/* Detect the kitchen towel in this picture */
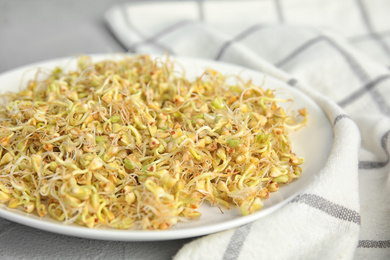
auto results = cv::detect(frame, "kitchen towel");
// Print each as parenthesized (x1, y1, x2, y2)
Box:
(105, 0, 390, 259)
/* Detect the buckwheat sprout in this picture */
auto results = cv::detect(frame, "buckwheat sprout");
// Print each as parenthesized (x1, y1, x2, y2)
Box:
(0, 54, 307, 229)
(71, 66, 95, 88)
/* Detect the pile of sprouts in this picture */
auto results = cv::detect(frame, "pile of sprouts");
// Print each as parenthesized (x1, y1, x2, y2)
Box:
(0, 55, 307, 230)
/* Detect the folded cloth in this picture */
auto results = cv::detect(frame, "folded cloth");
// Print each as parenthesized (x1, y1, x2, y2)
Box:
(105, 1, 390, 259)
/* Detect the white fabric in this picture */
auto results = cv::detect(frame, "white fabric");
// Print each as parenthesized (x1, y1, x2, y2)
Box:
(105, 1, 390, 259)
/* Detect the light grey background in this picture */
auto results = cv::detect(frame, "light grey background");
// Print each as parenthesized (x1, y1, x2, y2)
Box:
(0, 0, 140, 73)
(0, 1, 194, 259)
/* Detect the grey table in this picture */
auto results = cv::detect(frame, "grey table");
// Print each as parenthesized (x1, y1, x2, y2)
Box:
(0, 0, 131, 73)
(0, 1, 193, 259)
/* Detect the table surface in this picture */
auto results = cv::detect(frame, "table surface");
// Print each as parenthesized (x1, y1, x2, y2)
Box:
(0, 1, 193, 259)
(0, 0, 148, 73)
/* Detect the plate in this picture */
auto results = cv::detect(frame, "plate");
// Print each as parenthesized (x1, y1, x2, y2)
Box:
(0, 54, 333, 241)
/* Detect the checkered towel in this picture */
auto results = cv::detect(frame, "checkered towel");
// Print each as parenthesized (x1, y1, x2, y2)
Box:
(105, 0, 390, 259)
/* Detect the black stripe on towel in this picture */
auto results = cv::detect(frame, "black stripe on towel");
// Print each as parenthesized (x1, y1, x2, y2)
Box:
(273, 0, 285, 23)
(337, 74, 390, 109)
(276, 35, 370, 82)
(349, 29, 390, 42)
(359, 129, 390, 169)
(276, 34, 390, 113)
(215, 24, 265, 60)
(358, 240, 390, 248)
(333, 114, 351, 125)
(355, 0, 390, 58)
(291, 194, 361, 225)
(119, 6, 175, 53)
(222, 223, 253, 260)
(275, 36, 323, 67)
(197, 0, 205, 21)
(128, 20, 193, 54)
(104, 22, 128, 52)
(287, 78, 298, 86)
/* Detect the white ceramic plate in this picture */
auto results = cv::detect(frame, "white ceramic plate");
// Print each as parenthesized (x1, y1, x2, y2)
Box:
(0, 54, 333, 241)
